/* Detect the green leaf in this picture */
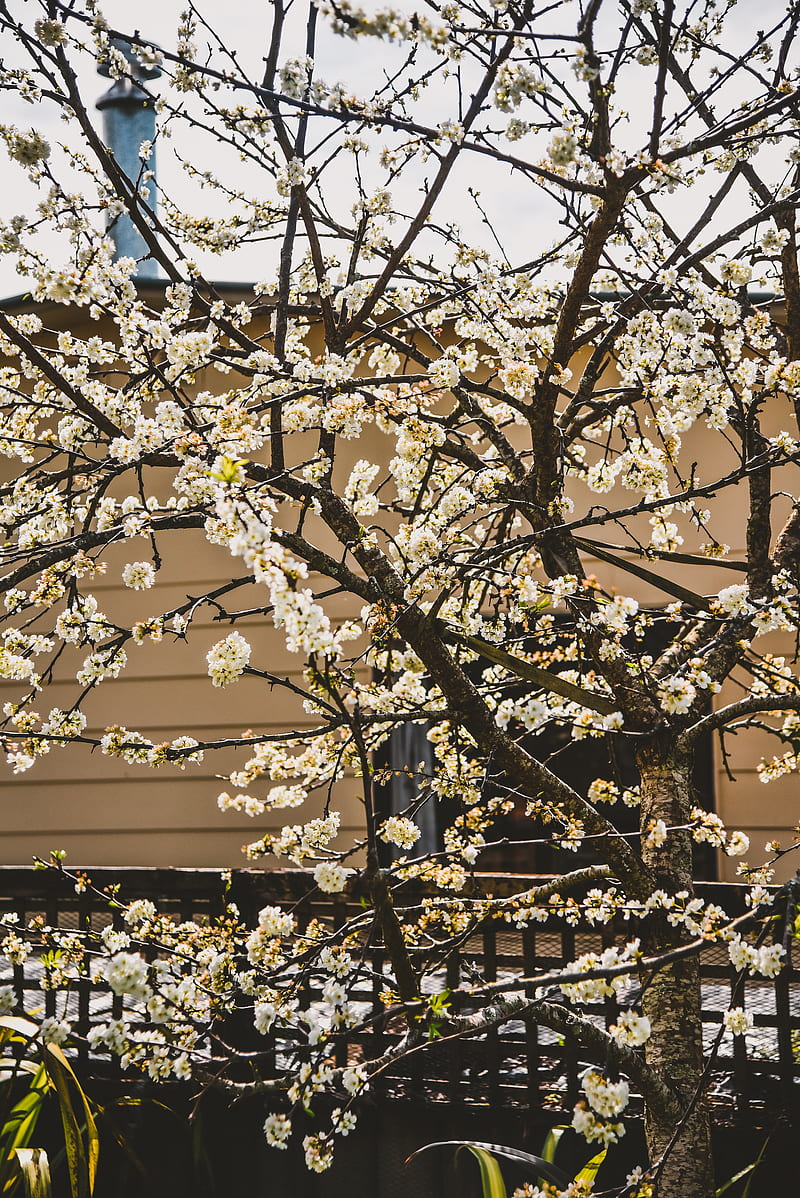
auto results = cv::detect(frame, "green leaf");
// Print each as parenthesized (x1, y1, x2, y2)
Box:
(716, 1162, 759, 1197)
(41, 1051, 82, 1198)
(209, 456, 248, 483)
(446, 629, 618, 715)
(406, 1141, 571, 1191)
(716, 1132, 771, 1197)
(43, 1044, 99, 1198)
(0, 1021, 38, 1046)
(0, 1064, 48, 1154)
(575, 1146, 607, 1186)
(428, 990, 451, 1015)
(464, 1145, 507, 1198)
(539, 1124, 568, 1165)
(52, 1048, 98, 1198)
(12, 1150, 51, 1198)
(740, 1158, 763, 1198)
(0, 1060, 49, 1195)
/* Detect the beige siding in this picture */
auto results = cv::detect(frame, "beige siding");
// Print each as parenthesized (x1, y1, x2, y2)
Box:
(0, 521, 367, 867)
(712, 630, 800, 882)
(0, 299, 798, 873)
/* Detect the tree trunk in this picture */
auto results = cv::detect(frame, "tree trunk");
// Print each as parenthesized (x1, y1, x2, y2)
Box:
(637, 741, 715, 1198)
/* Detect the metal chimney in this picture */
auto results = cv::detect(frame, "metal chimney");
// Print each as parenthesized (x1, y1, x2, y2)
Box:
(96, 42, 161, 278)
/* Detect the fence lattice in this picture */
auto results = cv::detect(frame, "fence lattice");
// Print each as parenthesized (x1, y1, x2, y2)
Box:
(0, 867, 796, 1121)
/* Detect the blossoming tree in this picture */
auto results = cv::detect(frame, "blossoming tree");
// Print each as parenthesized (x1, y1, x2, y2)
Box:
(0, 1, 799, 1195)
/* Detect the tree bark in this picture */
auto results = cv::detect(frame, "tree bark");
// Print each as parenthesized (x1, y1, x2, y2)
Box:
(637, 741, 715, 1198)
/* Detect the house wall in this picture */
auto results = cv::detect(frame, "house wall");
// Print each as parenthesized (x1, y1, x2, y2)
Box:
(0, 528, 365, 868)
(0, 292, 797, 880)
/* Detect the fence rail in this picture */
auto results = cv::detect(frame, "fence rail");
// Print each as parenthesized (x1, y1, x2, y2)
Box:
(0, 866, 796, 1122)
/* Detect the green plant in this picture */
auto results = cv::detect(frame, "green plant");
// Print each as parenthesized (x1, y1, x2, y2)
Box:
(714, 1133, 771, 1198)
(10, 1151, 50, 1198)
(0, 1017, 98, 1198)
(417, 991, 452, 1040)
(408, 1131, 607, 1196)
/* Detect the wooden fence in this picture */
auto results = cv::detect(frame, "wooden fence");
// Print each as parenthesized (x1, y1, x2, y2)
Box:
(0, 866, 797, 1124)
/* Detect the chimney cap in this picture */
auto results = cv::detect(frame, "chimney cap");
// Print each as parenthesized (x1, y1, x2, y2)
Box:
(96, 76, 156, 112)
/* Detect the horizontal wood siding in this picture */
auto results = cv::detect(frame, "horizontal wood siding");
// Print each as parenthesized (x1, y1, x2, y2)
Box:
(0, 313, 797, 871)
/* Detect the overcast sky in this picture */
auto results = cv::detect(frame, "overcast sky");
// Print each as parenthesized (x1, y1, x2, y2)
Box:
(0, 0, 791, 299)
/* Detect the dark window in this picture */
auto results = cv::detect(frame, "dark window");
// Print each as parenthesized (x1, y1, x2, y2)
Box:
(479, 613, 717, 879)
(374, 722, 440, 866)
